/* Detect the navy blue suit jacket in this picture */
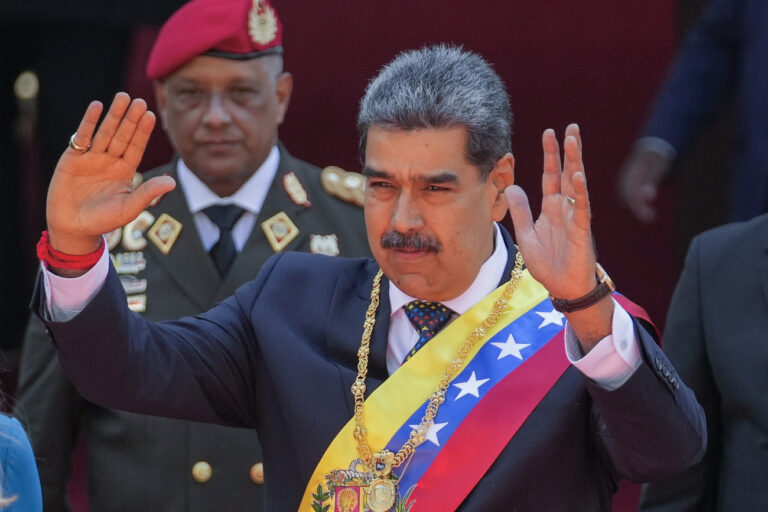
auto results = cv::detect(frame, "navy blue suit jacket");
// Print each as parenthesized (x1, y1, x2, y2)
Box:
(644, 0, 768, 220)
(36, 230, 706, 511)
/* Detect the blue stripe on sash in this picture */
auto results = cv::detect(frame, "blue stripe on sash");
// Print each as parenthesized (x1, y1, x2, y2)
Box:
(386, 298, 565, 491)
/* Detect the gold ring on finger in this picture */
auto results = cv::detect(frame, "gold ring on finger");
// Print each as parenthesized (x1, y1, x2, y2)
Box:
(68, 133, 90, 153)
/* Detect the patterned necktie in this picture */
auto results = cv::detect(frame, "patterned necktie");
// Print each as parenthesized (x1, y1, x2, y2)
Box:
(402, 300, 455, 363)
(203, 205, 245, 276)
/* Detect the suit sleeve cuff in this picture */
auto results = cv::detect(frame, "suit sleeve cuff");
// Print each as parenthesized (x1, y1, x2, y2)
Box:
(43, 239, 111, 321)
(564, 299, 642, 390)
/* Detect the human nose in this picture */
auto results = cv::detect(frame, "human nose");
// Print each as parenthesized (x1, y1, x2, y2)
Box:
(201, 92, 232, 127)
(391, 192, 424, 233)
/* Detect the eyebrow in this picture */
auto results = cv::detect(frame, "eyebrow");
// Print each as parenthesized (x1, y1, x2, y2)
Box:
(362, 167, 459, 184)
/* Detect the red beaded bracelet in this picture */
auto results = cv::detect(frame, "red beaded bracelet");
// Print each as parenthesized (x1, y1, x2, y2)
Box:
(36, 231, 105, 270)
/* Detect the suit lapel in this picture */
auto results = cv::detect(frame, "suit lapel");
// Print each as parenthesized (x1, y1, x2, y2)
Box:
(145, 167, 222, 310)
(325, 259, 391, 414)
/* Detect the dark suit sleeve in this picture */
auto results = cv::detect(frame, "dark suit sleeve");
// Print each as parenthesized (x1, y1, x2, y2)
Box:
(14, 315, 83, 512)
(582, 314, 706, 485)
(31, 255, 286, 429)
(638, 236, 720, 511)
(644, 0, 740, 155)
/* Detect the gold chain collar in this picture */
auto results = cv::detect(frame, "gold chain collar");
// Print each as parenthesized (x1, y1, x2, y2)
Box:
(351, 250, 525, 475)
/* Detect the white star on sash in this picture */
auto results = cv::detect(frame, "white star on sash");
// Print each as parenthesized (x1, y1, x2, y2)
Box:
(409, 421, 449, 446)
(535, 308, 565, 328)
(453, 371, 490, 400)
(492, 333, 530, 360)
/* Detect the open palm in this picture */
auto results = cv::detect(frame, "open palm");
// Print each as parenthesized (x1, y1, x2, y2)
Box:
(505, 124, 597, 300)
(47, 93, 176, 253)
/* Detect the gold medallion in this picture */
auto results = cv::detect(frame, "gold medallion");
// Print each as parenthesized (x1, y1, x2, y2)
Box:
(147, 213, 183, 255)
(261, 211, 299, 252)
(248, 1, 278, 45)
(366, 478, 396, 512)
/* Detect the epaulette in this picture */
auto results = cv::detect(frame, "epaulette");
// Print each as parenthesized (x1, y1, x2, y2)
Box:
(321, 166, 364, 208)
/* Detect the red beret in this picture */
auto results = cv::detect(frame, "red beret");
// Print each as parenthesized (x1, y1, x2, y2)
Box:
(146, 0, 283, 79)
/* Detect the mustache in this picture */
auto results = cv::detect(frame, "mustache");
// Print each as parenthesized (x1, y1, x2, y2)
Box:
(380, 231, 442, 252)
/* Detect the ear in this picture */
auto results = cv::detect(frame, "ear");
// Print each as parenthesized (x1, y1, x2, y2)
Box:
(274, 72, 293, 125)
(488, 153, 515, 221)
(152, 80, 169, 132)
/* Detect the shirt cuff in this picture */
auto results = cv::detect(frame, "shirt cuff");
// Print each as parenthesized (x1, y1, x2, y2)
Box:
(43, 239, 111, 322)
(564, 299, 642, 391)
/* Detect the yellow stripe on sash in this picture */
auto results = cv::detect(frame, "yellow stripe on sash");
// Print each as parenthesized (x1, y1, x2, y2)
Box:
(300, 269, 548, 510)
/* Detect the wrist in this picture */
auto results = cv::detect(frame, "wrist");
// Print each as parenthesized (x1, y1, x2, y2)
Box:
(37, 231, 105, 274)
(549, 263, 615, 313)
(47, 230, 102, 255)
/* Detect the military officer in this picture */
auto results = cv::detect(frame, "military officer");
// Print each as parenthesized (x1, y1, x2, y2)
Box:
(14, 0, 369, 510)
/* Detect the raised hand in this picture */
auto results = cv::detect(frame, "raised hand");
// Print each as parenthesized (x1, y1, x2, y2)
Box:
(505, 124, 612, 349)
(617, 146, 671, 223)
(46, 92, 176, 254)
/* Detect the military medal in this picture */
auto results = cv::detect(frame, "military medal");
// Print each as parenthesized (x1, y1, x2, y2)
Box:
(282, 171, 311, 207)
(310, 234, 340, 257)
(261, 211, 299, 252)
(147, 213, 183, 255)
(248, 0, 278, 45)
(104, 227, 123, 251)
(127, 294, 147, 313)
(112, 252, 147, 275)
(122, 211, 156, 251)
(120, 276, 147, 295)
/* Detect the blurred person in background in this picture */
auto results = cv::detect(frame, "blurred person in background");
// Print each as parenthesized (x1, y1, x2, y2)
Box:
(618, 0, 768, 225)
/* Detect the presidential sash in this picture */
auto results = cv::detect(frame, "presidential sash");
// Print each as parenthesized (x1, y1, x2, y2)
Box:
(300, 270, 651, 512)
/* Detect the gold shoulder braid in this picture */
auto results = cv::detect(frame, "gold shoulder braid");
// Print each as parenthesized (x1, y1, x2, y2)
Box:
(351, 250, 525, 510)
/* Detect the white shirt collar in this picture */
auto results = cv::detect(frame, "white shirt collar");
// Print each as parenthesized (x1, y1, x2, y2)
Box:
(388, 223, 508, 317)
(176, 145, 281, 215)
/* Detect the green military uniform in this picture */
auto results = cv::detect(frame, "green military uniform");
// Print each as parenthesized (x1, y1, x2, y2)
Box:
(15, 145, 370, 511)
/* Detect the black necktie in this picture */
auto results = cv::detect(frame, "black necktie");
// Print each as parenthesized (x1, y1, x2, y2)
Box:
(402, 300, 455, 363)
(203, 205, 245, 276)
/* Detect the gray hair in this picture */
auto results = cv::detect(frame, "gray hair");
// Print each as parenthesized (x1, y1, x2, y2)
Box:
(357, 45, 512, 179)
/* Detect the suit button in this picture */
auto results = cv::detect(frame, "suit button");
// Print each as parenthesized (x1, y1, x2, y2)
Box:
(655, 357, 663, 371)
(192, 461, 213, 483)
(250, 462, 264, 484)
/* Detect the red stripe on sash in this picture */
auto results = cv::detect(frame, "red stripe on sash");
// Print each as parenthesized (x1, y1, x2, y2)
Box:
(408, 330, 569, 510)
(408, 296, 657, 510)
(614, 295, 657, 339)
